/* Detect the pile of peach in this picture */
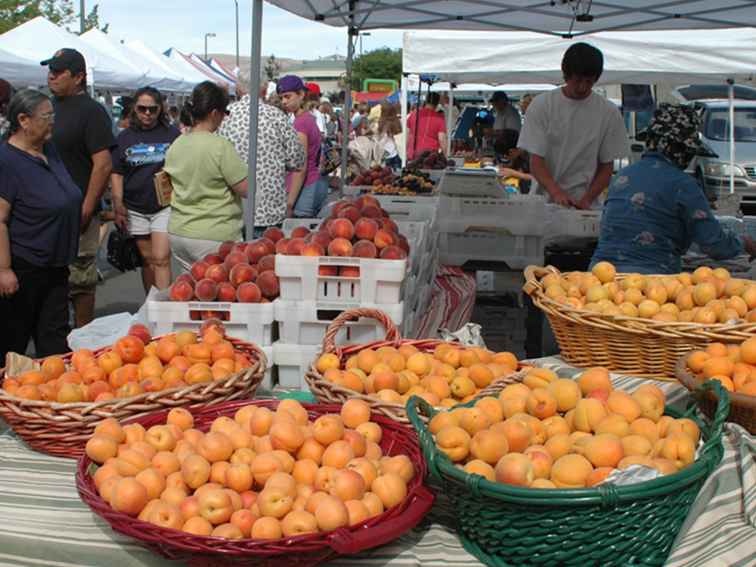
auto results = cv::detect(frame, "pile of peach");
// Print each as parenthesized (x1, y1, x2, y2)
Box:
(2, 324, 254, 403)
(685, 339, 756, 396)
(170, 237, 280, 304)
(316, 343, 519, 408)
(543, 262, 756, 324)
(85, 399, 414, 540)
(428, 367, 699, 489)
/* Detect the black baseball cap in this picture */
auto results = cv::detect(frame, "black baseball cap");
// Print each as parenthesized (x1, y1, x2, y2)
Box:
(40, 48, 86, 74)
(491, 91, 510, 103)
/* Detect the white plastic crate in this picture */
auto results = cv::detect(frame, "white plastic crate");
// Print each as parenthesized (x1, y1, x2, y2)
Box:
(260, 346, 274, 390)
(273, 342, 320, 390)
(275, 300, 404, 346)
(546, 205, 602, 239)
(275, 255, 407, 305)
(439, 193, 547, 236)
(437, 168, 501, 197)
(146, 289, 275, 346)
(439, 231, 544, 270)
(374, 195, 439, 233)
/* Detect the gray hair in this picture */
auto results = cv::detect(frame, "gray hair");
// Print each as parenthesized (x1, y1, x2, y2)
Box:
(6, 88, 49, 136)
(236, 68, 251, 95)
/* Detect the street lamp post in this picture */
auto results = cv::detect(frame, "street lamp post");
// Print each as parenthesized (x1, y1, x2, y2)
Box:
(359, 32, 371, 57)
(204, 32, 216, 61)
(79, 0, 85, 33)
(233, 0, 240, 68)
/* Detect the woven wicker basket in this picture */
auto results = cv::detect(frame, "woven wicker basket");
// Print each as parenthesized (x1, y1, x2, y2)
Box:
(407, 380, 729, 567)
(0, 336, 266, 459)
(524, 265, 756, 378)
(77, 399, 434, 567)
(304, 307, 525, 425)
(675, 356, 755, 434)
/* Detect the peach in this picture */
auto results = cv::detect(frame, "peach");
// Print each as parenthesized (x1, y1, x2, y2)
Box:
(494, 453, 535, 487)
(236, 282, 262, 303)
(547, 379, 583, 412)
(257, 271, 280, 300)
(327, 237, 353, 257)
(229, 263, 258, 287)
(328, 218, 355, 240)
(550, 454, 594, 488)
(577, 367, 612, 395)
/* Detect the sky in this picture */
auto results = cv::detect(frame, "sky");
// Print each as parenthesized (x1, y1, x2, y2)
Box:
(97, 1, 405, 60)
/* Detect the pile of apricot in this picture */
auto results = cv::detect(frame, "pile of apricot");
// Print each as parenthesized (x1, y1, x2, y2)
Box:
(427, 367, 700, 489)
(543, 262, 756, 324)
(684, 338, 756, 396)
(86, 399, 414, 539)
(2, 324, 254, 403)
(315, 343, 519, 408)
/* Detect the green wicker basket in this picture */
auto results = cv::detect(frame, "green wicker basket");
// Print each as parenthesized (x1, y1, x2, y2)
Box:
(406, 381, 729, 567)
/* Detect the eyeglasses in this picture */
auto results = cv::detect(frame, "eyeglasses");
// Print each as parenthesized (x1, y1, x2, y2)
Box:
(136, 105, 160, 114)
(37, 111, 55, 121)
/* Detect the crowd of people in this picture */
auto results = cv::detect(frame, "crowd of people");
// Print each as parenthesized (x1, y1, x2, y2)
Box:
(0, 46, 344, 361)
(0, 41, 752, 362)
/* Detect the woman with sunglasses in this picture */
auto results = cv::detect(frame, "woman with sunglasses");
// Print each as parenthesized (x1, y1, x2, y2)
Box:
(111, 87, 180, 292)
(0, 89, 82, 361)
(163, 81, 248, 271)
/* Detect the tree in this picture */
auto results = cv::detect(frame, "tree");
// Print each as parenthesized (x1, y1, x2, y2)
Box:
(0, 0, 74, 34)
(350, 47, 402, 91)
(263, 54, 281, 81)
(82, 3, 108, 33)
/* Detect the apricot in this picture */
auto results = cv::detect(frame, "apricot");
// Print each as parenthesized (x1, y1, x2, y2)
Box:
(371, 473, 407, 509)
(585, 467, 615, 487)
(94, 418, 126, 444)
(524, 446, 553, 479)
(494, 453, 534, 487)
(617, 455, 656, 469)
(546, 379, 582, 412)
(475, 397, 504, 424)
(595, 414, 630, 437)
(111, 477, 148, 516)
(197, 431, 234, 463)
(469, 429, 509, 465)
(459, 408, 492, 436)
(621, 434, 653, 457)
(656, 432, 696, 469)
(499, 383, 531, 401)
(577, 367, 613, 396)
(525, 388, 558, 419)
(523, 368, 558, 389)
(550, 454, 594, 488)
(269, 420, 305, 453)
(632, 391, 664, 423)
(251, 516, 282, 539)
(629, 417, 659, 445)
(281, 509, 319, 536)
(573, 398, 608, 433)
(322, 440, 355, 469)
(583, 434, 624, 468)
(542, 415, 571, 439)
(435, 426, 470, 462)
(667, 418, 701, 444)
(85, 435, 119, 464)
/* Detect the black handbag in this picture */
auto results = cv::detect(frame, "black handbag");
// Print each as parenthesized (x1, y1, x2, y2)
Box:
(106, 227, 142, 272)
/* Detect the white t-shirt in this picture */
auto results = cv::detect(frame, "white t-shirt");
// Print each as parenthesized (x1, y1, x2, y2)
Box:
(517, 88, 629, 203)
(493, 104, 522, 132)
(311, 108, 327, 136)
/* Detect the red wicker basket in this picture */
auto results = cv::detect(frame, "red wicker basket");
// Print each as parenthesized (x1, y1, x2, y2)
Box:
(304, 308, 524, 424)
(76, 399, 434, 567)
(0, 335, 266, 459)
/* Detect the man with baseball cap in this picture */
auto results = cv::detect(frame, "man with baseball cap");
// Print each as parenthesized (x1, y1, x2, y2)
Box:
(41, 48, 115, 328)
(491, 91, 521, 135)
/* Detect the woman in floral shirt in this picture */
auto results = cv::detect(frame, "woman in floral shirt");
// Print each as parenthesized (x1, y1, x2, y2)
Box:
(591, 104, 756, 274)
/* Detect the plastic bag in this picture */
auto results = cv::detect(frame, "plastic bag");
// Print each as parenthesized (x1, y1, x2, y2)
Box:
(107, 227, 143, 272)
(67, 290, 153, 351)
(439, 323, 486, 347)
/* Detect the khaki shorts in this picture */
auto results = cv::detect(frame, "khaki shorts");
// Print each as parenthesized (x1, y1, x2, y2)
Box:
(69, 218, 101, 297)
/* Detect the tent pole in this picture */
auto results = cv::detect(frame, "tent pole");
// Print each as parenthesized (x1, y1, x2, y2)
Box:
(245, 0, 263, 238)
(412, 79, 422, 159)
(400, 75, 408, 165)
(728, 79, 735, 195)
(340, 2, 356, 192)
(446, 85, 453, 155)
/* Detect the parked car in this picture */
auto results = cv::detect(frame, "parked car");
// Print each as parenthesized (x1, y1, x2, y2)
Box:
(690, 100, 756, 208)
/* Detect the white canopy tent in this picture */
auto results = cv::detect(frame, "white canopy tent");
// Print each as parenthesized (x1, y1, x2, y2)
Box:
(238, 0, 756, 236)
(80, 29, 170, 91)
(0, 17, 141, 89)
(125, 40, 193, 93)
(0, 48, 45, 86)
(403, 28, 756, 85)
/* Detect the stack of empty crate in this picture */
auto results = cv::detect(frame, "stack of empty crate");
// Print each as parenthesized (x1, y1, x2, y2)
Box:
(146, 289, 276, 389)
(273, 213, 437, 391)
(437, 169, 547, 269)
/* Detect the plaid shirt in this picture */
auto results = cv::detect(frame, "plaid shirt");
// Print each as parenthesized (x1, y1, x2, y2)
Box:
(218, 96, 304, 226)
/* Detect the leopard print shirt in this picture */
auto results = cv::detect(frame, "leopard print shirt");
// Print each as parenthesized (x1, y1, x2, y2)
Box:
(218, 96, 305, 226)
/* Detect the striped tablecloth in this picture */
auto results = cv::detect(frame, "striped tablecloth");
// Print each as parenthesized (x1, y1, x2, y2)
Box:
(415, 266, 477, 339)
(0, 358, 753, 567)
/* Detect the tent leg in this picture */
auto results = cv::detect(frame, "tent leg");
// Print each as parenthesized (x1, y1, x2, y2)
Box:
(728, 80, 735, 195)
(245, 0, 263, 238)
(400, 75, 408, 165)
(340, 22, 356, 192)
(446, 86, 453, 155)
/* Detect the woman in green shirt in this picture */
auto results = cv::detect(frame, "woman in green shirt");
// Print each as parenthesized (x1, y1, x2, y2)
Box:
(163, 81, 248, 272)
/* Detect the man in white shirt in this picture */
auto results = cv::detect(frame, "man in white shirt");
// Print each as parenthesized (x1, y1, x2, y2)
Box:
(518, 43, 629, 209)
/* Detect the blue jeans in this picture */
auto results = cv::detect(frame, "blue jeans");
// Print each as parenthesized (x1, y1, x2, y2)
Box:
(293, 177, 328, 218)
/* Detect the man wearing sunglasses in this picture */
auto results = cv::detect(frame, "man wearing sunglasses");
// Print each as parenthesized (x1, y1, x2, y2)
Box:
(41, 48, 115, 328)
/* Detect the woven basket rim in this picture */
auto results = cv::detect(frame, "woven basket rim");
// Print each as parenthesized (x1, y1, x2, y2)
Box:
(0, 334, 266, 413)
(523, 265, 756, 339)
(675, 356, 756, 409)
(76, 399, 434, 559)
(406, 379, 729, 506)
